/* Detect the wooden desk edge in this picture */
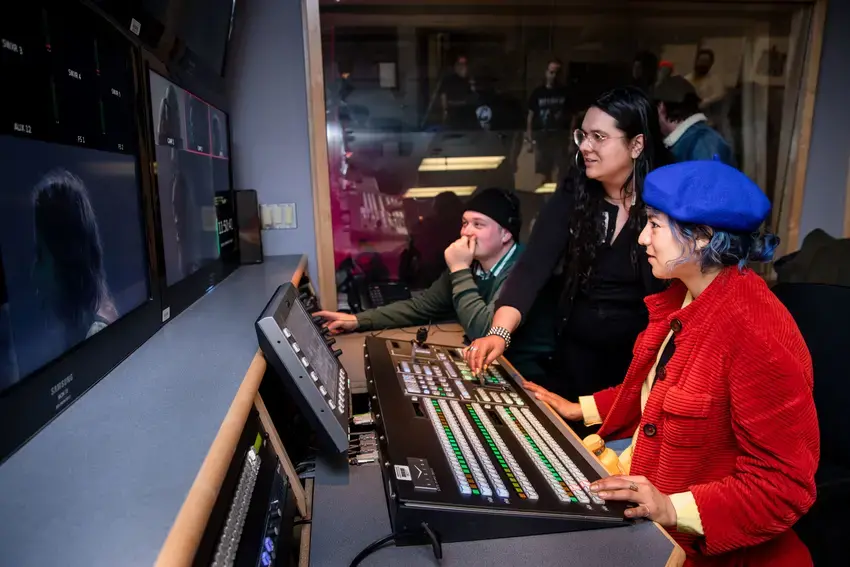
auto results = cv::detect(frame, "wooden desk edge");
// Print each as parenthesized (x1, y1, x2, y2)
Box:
(292, 255, 308, 286)
(499, 356, 685, 567)
(155, 350, 267, 567)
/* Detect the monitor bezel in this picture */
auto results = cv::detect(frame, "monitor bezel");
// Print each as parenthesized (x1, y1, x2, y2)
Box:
(0, 3, 165, 465)
(143, 62, 239, 324)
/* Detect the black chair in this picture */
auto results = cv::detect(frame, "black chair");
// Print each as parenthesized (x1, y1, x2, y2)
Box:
(773, 283, 850, 566)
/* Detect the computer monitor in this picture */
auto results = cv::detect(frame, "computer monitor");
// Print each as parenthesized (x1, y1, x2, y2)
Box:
(148, 69, 236, 319)
(150, 69, 227, 286)
(256, 284, 350, 454)
(0, 1, 161, 462)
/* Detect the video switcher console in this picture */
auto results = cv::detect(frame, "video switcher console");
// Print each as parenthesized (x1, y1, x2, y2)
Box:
(256, 283, 350, 454)
(365, 337, 628, 543)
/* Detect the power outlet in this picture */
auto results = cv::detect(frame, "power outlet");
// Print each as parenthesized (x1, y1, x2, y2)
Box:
(260, 203, 297, 230)
(162, 307, 171, 322)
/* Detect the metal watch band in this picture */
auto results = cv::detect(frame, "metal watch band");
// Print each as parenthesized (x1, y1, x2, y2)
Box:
(487, 326, 511, 349)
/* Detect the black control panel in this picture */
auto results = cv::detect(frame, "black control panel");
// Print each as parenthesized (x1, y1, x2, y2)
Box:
(194, 410, 297, 567)
(365, 338, 629, 544)
(256, 283, 350, 454)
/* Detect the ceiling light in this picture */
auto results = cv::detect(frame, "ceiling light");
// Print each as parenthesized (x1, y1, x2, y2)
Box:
(418, 156, 505, 172)
(404, 186, 477, 199)
(535, 183, 557, 194)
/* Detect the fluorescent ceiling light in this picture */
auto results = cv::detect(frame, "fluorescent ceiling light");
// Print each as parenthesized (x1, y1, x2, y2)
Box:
(535, 183, 557, 194)
(404, 186, 477, 199)
(418, 156, 505, 172)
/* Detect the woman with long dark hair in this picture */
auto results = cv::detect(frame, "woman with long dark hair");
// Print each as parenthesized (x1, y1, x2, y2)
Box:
(32, 170, 117, 348)
(465, 86, 671, 402)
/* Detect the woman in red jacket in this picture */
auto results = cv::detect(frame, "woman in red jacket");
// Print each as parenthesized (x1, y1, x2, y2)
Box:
(525, 160, 819, 566)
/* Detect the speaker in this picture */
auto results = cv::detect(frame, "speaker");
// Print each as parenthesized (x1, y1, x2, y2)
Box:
(235, 190, 264, 264)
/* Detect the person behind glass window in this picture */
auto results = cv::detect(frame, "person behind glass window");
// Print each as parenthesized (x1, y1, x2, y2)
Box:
(654, 75, 734, 166)
(686, 49, 727, 129)
(32, 170, 117, 349)
(439, 54, 473, 129)
(632, 51, 659, 95)
(656, 60, 675, 86)
(526, 58, 571, 183)
(523, 161, 817, 567)
(465, 87, 672, 408)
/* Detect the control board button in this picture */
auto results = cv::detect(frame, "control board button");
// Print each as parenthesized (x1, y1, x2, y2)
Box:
(319, 385, 327, 396)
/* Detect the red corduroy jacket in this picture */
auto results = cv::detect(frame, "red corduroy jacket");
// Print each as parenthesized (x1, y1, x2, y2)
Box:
(594, 268, 819, 567)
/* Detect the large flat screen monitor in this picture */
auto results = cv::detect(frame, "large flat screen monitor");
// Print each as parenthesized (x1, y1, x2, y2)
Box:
(0, 1, 160, 463)
(148, 69, 235, 293)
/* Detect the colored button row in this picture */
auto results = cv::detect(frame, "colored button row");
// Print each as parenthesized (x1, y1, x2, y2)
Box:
(448, 399, 509, 499)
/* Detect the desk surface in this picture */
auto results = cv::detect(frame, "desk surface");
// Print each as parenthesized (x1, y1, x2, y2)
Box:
(310, 332, 682, 567)
(0, 256, 304, 567)
(310, 450, 678, 567)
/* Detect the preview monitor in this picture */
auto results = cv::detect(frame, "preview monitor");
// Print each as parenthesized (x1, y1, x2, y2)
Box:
(0, 1, 159, 462)
(148, 69, 235, 288)
(256, 284, 350, 454)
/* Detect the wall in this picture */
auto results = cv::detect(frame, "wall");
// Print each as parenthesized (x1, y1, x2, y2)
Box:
(226, 0, 319, 272)
(798, 0, 850, 244)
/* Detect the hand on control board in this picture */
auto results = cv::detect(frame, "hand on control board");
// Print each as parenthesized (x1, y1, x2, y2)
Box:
(464, 334, 505, 376)
(314, 310, 358, 334)
(522, 381, 583, 422)
(589, 475, 678, 527)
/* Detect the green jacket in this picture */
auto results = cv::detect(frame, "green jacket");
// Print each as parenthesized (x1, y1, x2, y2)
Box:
(355, 244, 556, 379)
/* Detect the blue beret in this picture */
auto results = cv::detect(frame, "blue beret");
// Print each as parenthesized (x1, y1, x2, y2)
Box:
(643, 161, 771, 232)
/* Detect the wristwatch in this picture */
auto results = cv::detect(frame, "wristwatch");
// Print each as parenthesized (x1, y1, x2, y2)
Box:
(487, 326, 512, 349)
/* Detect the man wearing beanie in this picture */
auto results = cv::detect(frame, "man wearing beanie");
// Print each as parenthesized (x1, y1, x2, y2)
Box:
(315, 188, 556, 380)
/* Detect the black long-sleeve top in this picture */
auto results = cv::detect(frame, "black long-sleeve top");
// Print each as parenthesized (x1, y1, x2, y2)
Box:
(496, 181, 663, 324)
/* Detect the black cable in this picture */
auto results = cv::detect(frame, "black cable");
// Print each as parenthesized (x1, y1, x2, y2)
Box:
(293, 519, 312, 526)
(349, 522, 441, 567)
(348, 533, 396, 567)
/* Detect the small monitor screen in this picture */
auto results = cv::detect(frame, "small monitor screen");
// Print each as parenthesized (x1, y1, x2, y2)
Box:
(285, 301, 340, 396)
(0, 2, 150, 393)
(148, 70, 233, 286)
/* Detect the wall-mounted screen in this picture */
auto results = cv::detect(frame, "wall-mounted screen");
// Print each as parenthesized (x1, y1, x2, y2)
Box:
(149, 70, 233, 287)
(0, 3, 150, 395)
(0, 1, 161, 464)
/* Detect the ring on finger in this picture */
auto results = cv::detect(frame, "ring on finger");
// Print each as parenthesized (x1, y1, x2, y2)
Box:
(628, 482, 639, 492)
(468, 346, 478, 351)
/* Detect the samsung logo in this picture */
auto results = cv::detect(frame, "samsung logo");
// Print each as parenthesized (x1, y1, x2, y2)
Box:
(50, 374, 74, 396)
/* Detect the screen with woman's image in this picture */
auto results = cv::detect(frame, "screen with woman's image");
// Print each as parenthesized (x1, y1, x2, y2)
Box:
(149, 71, 232, 286)
(0, 1, 150, 394)
(0, 140, 150, 393)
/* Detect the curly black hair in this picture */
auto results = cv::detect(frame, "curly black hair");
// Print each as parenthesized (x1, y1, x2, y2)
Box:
(560, 86, 672, 305)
